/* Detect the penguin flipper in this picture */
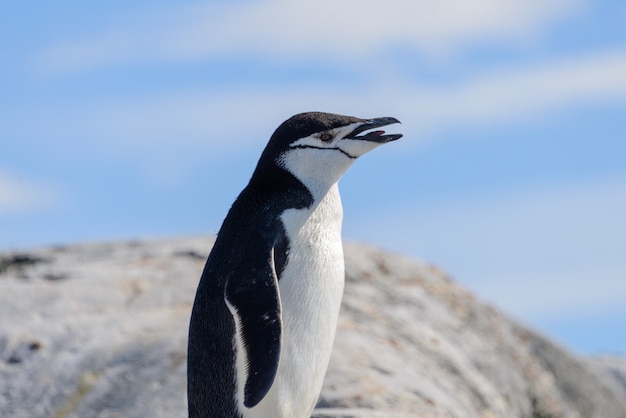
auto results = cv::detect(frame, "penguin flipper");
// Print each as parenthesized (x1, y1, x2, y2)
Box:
(224, 260, 281, 408)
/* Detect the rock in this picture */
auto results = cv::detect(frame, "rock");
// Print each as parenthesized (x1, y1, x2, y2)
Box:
(0, 237, 625, 418)
(588, 357, 626, 399)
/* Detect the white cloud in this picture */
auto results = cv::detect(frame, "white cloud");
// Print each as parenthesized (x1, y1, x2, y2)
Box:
(0, 171, 62, 215)
(170, 0, 582, 57)
(28, 1, 625, 160)
(20, 48, 626, 157)
(346, 175, 626, 321)
(390, 49, 626, 139)
(36, 0, 583, 74)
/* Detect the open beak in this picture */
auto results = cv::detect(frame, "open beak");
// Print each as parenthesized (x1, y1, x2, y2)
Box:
(345, 117, 402, 143)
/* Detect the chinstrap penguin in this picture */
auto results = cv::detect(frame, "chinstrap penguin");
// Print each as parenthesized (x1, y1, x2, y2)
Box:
(187, 112, 402, 417)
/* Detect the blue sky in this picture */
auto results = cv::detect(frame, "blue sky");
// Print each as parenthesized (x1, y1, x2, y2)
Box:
(2, 1, 625, 355)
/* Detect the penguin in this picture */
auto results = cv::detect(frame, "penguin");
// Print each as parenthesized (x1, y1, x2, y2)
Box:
(187, 112, 402, 418)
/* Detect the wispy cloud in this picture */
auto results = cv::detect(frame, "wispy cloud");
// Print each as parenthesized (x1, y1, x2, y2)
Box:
(167, 0, 582, 59)
(36, 0, 583, 74)
(0, 170, 63, 215)
(27, 0, 621, 163)
(19, 48, 626, 157)
(399, 49, 626, 138)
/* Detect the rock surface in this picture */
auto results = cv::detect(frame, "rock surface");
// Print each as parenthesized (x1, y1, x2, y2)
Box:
(1, 236, 625, 418)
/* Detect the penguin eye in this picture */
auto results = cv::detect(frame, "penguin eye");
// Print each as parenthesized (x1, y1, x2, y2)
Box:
(319, 133, 334, 142)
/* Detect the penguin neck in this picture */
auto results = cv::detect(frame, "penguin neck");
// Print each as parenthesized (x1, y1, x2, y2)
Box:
(242, 156, 345, 242)
(277, 148, 354, 203)
(246, 163, 315, 213)
(280, 182, 343, 234)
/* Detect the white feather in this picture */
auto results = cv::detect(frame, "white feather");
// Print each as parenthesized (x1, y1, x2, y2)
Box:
(242, 184, 344, 417)
(240, 145, 351, 417)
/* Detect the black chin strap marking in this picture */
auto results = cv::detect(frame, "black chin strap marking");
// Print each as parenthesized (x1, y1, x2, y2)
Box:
(290, 145, 357, 159)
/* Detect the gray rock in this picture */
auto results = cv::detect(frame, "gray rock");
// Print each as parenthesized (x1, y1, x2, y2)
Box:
(588, 357, 626, 399)
(0, 237, 624, 417)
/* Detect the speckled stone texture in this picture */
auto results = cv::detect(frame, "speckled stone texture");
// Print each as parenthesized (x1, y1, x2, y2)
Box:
(1, 237, 625, 418)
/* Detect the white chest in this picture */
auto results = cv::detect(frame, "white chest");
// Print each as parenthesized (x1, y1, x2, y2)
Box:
(243, 184, 346, 418)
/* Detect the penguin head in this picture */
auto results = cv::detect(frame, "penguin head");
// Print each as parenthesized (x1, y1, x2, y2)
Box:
(259, 112, 402, 197)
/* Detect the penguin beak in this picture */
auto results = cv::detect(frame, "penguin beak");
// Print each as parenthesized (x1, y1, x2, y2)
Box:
(345, 117, 402, 143)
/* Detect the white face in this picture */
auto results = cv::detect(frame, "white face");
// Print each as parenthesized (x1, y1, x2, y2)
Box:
(287, 122, 385, 159)
(277, 122, 385, 200)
